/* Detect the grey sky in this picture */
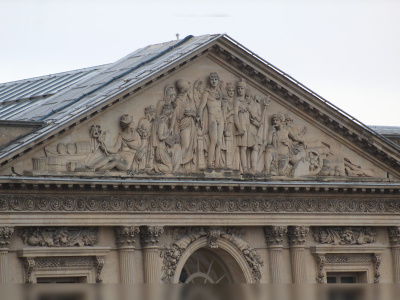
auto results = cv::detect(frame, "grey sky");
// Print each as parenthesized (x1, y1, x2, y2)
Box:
(1, 0, 399, 126)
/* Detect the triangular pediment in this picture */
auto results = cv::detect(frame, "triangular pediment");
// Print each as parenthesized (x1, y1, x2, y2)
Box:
(1, 35, 399, 181)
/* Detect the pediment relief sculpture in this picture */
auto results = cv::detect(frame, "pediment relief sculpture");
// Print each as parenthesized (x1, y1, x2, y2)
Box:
(26, 70, 381, 179)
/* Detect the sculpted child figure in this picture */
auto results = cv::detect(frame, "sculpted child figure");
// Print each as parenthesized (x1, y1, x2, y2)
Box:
(153, 103, 183, 174)
(197, 72, 226, 169)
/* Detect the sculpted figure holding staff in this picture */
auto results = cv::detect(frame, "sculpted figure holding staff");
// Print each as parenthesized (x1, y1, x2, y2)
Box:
(233, 79, 251, 173)
(196, 72, 226, 169)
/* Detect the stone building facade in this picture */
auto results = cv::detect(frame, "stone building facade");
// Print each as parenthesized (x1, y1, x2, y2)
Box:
(0, 34, 399, 296)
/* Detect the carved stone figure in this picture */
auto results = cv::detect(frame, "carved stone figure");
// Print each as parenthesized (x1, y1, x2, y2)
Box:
(223, 82, 236, 169)
(89, 115, 141, 172)
(264, 112, 306, 175)
(312, 227, 376, 245)
(233, 79, 251, 173)
(197, 73, 226, 169)
(156, 85, 177, 117)
(172, 79, 197, 173)
(136, 105, 156, 171)
(246, 89, 262, 174)
(19, 227, 98, 247)
(152, 104, 183, 174)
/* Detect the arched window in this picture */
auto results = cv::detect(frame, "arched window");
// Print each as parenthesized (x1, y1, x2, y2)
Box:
(179, 248, 232, 284)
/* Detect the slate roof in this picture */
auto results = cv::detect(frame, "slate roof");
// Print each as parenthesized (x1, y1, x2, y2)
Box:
(0, 64, 111, 120)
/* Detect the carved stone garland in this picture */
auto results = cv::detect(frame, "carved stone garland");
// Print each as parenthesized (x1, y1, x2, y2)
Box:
(161, 228, 263, 283)
(19, 227, 98, 247)
(312, 227, 376, 245)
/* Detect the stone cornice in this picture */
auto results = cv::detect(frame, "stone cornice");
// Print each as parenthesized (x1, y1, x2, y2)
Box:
(0, 177, 399, 194)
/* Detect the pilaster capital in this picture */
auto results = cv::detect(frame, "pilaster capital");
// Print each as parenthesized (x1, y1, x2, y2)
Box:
(0, 227, 14, 248)
(288, 226, 309, 247)
(115, 226, 140, 248)
(264, 226, 288, 247)
(388, 226, 400, 246)
(140, 226, 164, 248)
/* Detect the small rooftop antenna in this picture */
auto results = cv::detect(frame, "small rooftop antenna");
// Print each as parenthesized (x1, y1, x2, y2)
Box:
(176, 33, 180, 41)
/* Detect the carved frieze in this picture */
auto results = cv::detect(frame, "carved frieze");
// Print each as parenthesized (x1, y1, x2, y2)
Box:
(288, 226, 309, 247)
(140, 226, 164, 248)
(0, 227, 14, 248)
(264, 226, 288, 246)
(312, 227, 376, 245)
(115, 226, 140, 247)
(3, 194, 399, 214)
(27, 69, 377, 179)
(161, 227, 263, 283)
(18, 227, 98, 247)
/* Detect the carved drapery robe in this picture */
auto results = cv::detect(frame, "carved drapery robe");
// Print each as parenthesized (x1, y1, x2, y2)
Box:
(172, 95, 197, 171)
(153, 117, 182, 174)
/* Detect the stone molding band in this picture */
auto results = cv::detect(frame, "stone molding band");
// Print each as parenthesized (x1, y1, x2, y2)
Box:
(2, 195, 400, 213)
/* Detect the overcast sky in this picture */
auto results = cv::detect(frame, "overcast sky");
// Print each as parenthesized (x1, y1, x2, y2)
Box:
(1, 0, 399, 126)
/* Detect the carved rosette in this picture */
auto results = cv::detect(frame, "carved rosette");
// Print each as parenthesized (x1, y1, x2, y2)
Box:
(264, 226, 288, 246)
(115, 226, 140, 247)
(0, 227, 14, 248)
(19, 227, 98, 247)
(140, 226, 164, 248)
(288, 226, 309, 247)
(313, 227, 376, 245)
(388, 227, 400, 246)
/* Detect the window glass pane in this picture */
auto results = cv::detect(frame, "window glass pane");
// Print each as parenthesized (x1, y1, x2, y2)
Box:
(340, 276, 356, 284)
(327, 277, 337, 283)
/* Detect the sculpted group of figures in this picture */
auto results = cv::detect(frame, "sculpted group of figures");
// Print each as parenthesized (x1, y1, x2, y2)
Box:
(36, 72, 372, 177)
(84, 72, 317, 176)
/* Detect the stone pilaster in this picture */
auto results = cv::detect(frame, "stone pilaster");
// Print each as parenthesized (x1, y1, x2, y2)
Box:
(140, 226, 164, 284)
(388, 227, 400, 283)
(115, 226, 140, 284)
(0, 227, 14, 283)
(264, 226, 288, 283)
(288, 226, 309, 284)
